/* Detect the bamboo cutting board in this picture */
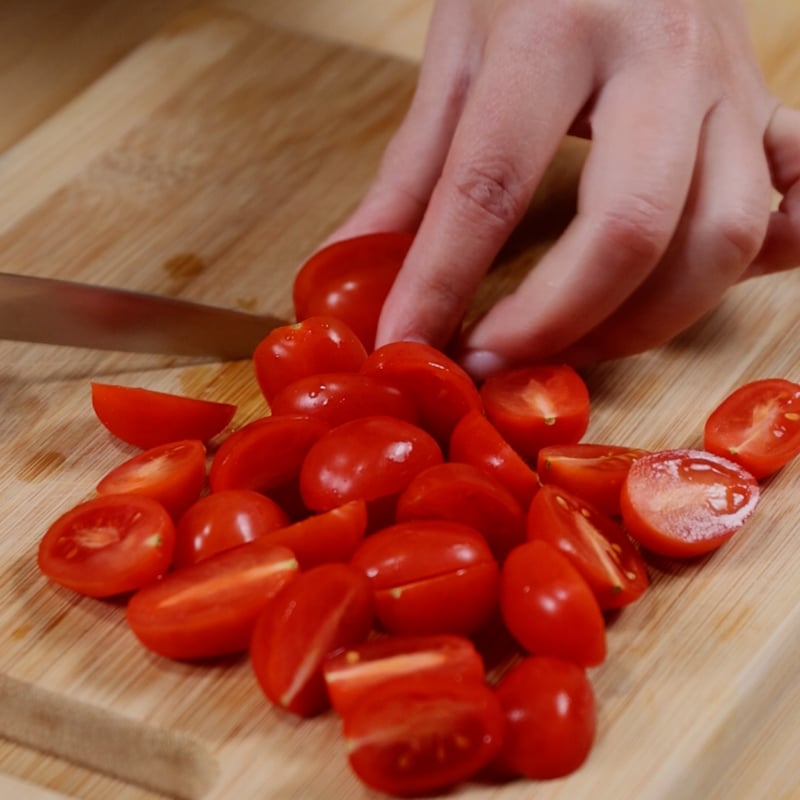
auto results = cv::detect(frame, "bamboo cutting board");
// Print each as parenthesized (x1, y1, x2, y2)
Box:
(1, 9, 799, 800)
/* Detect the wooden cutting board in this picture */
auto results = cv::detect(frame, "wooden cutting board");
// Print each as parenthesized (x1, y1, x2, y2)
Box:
(1, 9, 799, 800)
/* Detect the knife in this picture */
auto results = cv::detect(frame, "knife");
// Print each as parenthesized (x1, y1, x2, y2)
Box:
(0, 272, 286, 359)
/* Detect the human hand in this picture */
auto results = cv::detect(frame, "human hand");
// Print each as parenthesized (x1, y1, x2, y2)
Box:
(324, 0, 800, 377)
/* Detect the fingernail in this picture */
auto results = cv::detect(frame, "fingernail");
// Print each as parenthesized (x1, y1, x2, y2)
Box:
(460, 349, 510, 382)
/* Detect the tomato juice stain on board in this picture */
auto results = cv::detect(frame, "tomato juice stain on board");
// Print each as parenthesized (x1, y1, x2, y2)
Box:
(162, 252, 207, 280)
(16, 450, 66, 482)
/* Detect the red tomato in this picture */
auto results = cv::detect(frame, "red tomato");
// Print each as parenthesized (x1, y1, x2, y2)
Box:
(173, 489, 289, 567)
(537, 443, 649, 517)
(361, 341, 483, 444)
(96, 439, 207, 520)
(253, 316, 367, 405)
(620, 449, 760, 558)
(126, 542, 298, 660)
(500, 540, 606, 667)
(343, 677, 505, 796)
(395, 462, 526, 561)
(91, 382, 236, 449)
(270, 372, 417, 428)
(479, 364, 590, 460)
(350, 520, 499, 636)
(38, 494, 175, 598)
(527, 485, 649, 609)
(323, 634, 486, 716)
(449, 409, 540, 508)
(292, 231, 414, 351)
(703, 378, 800, 479)
(250, 563, 374, 717)
(494, 656, 596, 780)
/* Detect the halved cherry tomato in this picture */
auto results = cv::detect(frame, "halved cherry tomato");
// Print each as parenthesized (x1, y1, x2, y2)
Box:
(350, 520, 499, 636)
(174, 489, 289, 567)
(292, 231, 414, 351)
(527, 485, 648, 609)
(494, 656, 596, 780)
(620, 448, 760, 558)
(500, 540, 606, 667)
(96, 439, 207, 520)
(38, 494, 175, 598)
(270, 372, 417, 428)
(479, 365, 590, 460)
(91, 382, 236, 449)
(537, 443, 648, 517)
(361, 341, 483, 444)
(342, 676, 505, 797)
(253, 316, 367, 405)
(395, 462, 526, 561)
(449, 409, 540, 508)
(323, 634, 486, 716)
(250, 563, 374, 717)
(704, 378, 800, 479)
(126, 542, 298, 660)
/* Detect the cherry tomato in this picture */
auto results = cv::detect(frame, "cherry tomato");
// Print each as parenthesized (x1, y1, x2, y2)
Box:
(620, 448, 760, 558)
(479, 364, 590, 460)
(250, 563, 374, 717)
(361, 341, 483, 444)
(342, 677, 505, 797)
(494, 656, 596, 780)
(527, 485, 649, 609)
(38, 494, 175, 598)
(270, 372, 417, 428)
(173, 489, 289, 567)
(449, 409, 540, 508)
(703, 378, 800, 479)
(253, 316, 367, 405)
(350, 520, 499, 636)
(292, 231, 414, 351)
(91, 382, 236, 449)
(126, 542, 298, 660)
(323, 634, 486, 716)
(96, 439, 207, 520)
(395, 462, 526, 561)
(500, 540, 606, 667)
(537, 443, 648, 517)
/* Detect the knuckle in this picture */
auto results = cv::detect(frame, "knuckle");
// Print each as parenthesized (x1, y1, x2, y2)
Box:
(594, 195, 674, 264)
(448, 157, 528, 228)
(709, 208, 766, 265)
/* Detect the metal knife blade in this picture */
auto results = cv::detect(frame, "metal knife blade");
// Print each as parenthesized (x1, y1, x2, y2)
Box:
(0, 272, 285, 359)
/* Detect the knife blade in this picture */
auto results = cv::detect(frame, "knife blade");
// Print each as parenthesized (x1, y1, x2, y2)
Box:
(0, 272, 285, 359)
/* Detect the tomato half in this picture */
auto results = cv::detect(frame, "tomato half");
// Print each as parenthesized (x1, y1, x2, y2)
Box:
(38, 494, 175, 598)
(250, 563, 374, 717)
(96, 439, 207, 520)
(620, 449, 760, 558)
(703, 378, 800, 479)
(91, 383, 236, 450)
(479, 364, 590, 460)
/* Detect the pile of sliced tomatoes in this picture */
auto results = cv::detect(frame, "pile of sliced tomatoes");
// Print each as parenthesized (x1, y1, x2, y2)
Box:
(36, 233, 800, 796)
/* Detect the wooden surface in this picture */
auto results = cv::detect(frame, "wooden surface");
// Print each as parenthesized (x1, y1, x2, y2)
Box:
(1, 2, 799, 799)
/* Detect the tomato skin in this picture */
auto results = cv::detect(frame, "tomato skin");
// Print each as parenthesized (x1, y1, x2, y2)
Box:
(250, 563, 374, 717)
(350, 520, 499, 636)
(323, 634, 486, 716)
(493, 656, 596, 780)
(479, 365, 590, 460)
(91, 383, 236, 449)
(500, 540, 606, 667)
(620, 449, 760, 558)
(96, 439, 207, 520)
(527, 485, 649, 609)
(537, 443, 648, 517)
(38, 494, 175, 598)
(292, 231, 414, 351)
(253, 316, 367, 405)
(343, 677, 506, 797)
(126, 542, 298, 660)
(703, 378, 800, 479)
(395, 462, 526, 562)
(173, 489, 289, 567)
